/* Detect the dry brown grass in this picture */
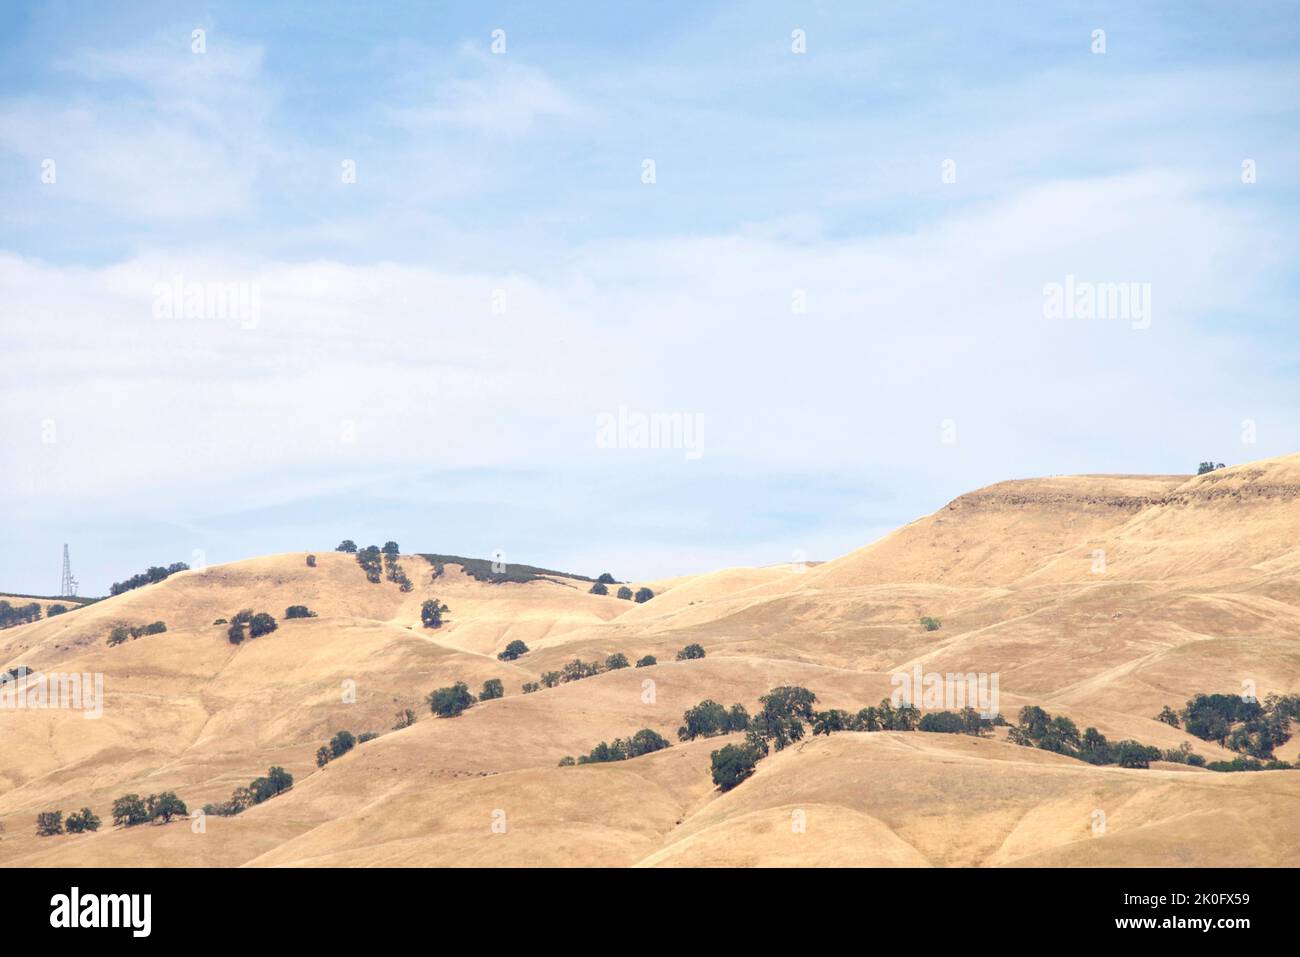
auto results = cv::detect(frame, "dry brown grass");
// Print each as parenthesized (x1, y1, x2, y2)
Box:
(3, 454, 1300, 866)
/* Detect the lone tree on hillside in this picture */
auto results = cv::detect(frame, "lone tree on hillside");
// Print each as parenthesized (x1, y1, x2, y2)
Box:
(497, 639, 529, 661)
(35, 811, 63, 836)
(111, 794, 150, 827)
(1197, 462, 1226, 475)
(634, 587, 654, 603)
(920, 616, 941, 631)
(249, 612, 278, 638)
(616, 586, 634, 600)
(710, 743, 760, 792)
(382, 541, 400, 557)
(306, 554, 317, 567)
(336, 540, 358, 553)
(480, 678, 505, 700)
(605, 653, 630, 670)
(589, 582, 608, 596)
(393, 708, 416, 730)
(147, 792, 188, 824)
(428, 682, 476, 718)
(421, 599, 449, 629)
(676, 643, 706, 661)
(635, 655, 657, 667)
(285, 605, 316, 619)
(597, 573, 617, 584)
(1156, 706, 1181, 728)
(227, 609, 254, 644)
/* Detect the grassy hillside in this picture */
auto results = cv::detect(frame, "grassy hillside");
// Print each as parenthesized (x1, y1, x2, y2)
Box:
(2, 454, 1299, 867)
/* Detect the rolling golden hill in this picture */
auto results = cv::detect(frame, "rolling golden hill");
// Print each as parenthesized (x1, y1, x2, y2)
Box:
(3, 454, 1299, 867)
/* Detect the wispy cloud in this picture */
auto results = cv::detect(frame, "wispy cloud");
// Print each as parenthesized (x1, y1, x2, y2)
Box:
(387, 45, 584, 135)
(0, 2, 1297, 590)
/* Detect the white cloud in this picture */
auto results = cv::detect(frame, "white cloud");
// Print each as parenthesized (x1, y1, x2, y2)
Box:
(3, 170, 1296, 533)
(0, 32, 270, 219)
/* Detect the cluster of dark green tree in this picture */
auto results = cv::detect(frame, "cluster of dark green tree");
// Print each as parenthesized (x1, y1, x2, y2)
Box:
(538, 658, 601, 688)
(1160, 692, 1300, 760)
(202, 766, 294, 816)
(109, 562, 189, 596)
(421, 598, 449, 628)
(106, 621, 167, 646)
(497, 639, 529, 660)
(428, 681, 476, 717)
(355, 545, 384, 583)
(381, 543, 413, 591)
(316, 730, 360, 766)
(0, 600, 43, 629)
(806, 696, 930, 733)
(285, 605, 317, 619)
(521, 649, 686, 694)
(705, 688, 1011, 793)
(917, 707, 1000, 734)
(111, 792, 188, 827)
(1008, 706, 1165, 768)
(36, 807, 101, 836)
(559, 728, 671, 766)
(532, 654, 627, 690)
(1197, 461, 1226, 474)
(590, 581, 654, 602)
(678, 699, 750, 741)
(707, 686, 820, 791)
(1203, 755, 1295, 772)
(421, 678, 504, 713)
(226, 609, 277, 644)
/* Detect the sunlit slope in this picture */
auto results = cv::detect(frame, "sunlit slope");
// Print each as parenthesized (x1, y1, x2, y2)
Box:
(0, 553, 629, 857)
(2, 453, 1299, 867)
(800, 474, 1184, 590)
(638, 733, 1300, 867)
(805, 456, 1300, 591)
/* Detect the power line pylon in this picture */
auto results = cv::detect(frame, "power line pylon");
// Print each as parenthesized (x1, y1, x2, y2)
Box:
(60, 544, 78, 598)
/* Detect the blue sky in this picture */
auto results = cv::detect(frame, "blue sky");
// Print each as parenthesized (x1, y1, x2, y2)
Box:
(2, 1, 1298, 595)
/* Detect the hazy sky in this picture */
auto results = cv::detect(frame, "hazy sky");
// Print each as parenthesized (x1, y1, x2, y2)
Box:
(2, 1, 1298, 595)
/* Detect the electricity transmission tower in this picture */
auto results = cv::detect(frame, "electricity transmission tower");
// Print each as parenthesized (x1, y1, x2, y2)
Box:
(60, 544, 78, 598)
